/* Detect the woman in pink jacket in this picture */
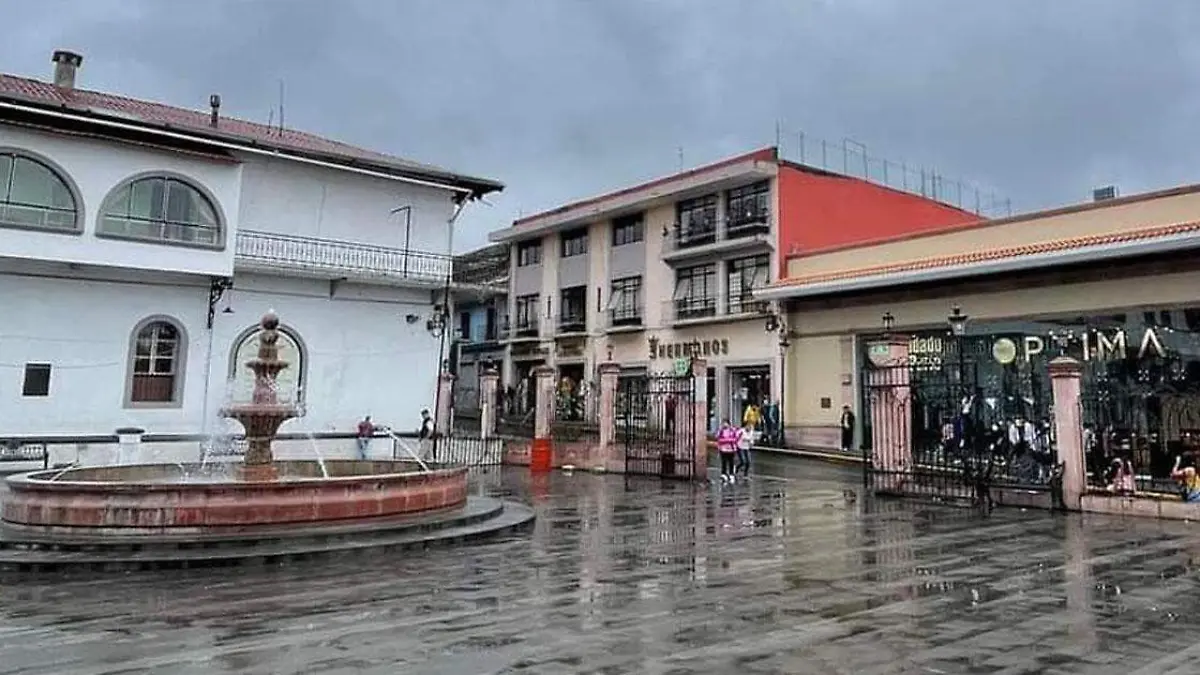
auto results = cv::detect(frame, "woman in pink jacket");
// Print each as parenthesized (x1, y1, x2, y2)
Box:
(716, 420, 740, 483)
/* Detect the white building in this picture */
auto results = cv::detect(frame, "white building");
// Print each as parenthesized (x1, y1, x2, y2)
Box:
(0, 50, 502, 458)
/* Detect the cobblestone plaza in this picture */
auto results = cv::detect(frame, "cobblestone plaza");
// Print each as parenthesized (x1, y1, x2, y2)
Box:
(2, 457, 1200, 674)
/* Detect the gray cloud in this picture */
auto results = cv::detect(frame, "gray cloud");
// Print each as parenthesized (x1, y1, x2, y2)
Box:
(4, 0, 1200, 249)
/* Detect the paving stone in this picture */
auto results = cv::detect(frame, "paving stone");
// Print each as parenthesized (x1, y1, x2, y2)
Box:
(2, 457, 1200, 673)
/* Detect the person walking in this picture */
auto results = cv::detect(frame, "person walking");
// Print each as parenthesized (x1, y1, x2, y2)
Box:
(840, 405, 856, 453)
(716, 420, 739, 484)
(735, 421, 753, 477)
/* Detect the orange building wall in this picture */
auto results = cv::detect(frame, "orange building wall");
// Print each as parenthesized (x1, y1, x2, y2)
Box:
(777, 164, 982, 273)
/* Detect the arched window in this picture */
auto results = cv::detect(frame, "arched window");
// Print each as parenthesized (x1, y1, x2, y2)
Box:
(0, 150, 79, 232)
(99, 175, 221, 246)
(126, 317, 187, 407)
(228, 324, 306, 409)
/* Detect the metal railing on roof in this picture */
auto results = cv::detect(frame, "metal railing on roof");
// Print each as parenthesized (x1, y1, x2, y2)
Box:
(774, 125, 1012, 218)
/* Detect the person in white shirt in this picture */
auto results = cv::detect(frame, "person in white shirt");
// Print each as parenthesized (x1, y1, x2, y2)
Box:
(735, 422, 753, 477)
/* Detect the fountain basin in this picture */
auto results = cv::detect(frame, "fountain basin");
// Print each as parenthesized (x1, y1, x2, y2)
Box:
(2, 460, 468, 535)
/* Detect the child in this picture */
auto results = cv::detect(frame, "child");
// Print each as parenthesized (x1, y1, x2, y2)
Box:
(715, 420, 739, 483)
(735, 422, 753, 476)
(1172, 454, 1200, 502)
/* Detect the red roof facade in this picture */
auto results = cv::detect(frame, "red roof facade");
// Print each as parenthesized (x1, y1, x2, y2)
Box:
(0, 71, 502, 196)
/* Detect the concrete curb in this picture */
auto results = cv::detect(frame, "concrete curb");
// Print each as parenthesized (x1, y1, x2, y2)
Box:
(750, 445, 865, 465)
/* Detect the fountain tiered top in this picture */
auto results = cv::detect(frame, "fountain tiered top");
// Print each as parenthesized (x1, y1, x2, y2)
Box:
(219, 309, 300, 481)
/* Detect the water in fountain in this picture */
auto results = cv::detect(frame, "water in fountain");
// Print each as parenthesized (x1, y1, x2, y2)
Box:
(303, 431, 330, 478)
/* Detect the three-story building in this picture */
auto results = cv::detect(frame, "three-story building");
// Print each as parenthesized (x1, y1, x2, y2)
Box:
(0, 50, 502, 448)
(489, 147, 976, 432)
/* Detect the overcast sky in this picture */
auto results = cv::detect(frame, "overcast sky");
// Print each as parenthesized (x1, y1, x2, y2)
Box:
(3, 0, 1199, 251)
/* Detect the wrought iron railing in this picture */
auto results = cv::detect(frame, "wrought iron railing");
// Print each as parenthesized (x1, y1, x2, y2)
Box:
(236, 230, 451, 283)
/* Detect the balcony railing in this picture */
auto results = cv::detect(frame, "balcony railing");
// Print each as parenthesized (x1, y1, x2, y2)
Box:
(501, 313, 540, 339)
(236, 230, 451, 284)
(607, 305, 644, 329)
(664, 297, 717, 322)
(556, 312, 587, 334)
(727, 295, 770, 315)
(726, 212, 771, 239)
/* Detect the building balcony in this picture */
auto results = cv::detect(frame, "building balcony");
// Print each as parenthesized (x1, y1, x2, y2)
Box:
(605, 305, 645, 331)
(501, 314, 541, 340)
(661, 217, 773, 265)
(664, 297, 718, 323)
(555, 312, 588, 335)
(726, 296, 770, 316)
(235, 230, 451, 287)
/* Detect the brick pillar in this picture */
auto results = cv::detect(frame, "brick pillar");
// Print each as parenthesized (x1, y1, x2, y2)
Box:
(479, 365, 499, 439)
(865, 336, 911, 490)
(531, 364, 555, 472)
(691, 358, 709, 480)
(1050, 356, 1085, 510)
(598, 362, 620, 470)
(436, 370, 455, 436)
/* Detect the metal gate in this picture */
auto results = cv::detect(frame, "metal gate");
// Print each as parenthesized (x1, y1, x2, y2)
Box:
(619, 374, 697, 479)
(862, 356, 998, 507)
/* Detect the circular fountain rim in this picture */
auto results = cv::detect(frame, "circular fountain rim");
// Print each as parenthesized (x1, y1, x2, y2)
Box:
(6, 461, 467, 490)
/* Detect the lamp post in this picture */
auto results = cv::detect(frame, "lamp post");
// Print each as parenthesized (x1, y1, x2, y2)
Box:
(764, 312, 789, 447)
(947, 305, 971, 440)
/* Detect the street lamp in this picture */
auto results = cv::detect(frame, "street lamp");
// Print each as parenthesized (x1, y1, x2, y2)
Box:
(881, 312, 895, 334)
(947, 305, 968, 337)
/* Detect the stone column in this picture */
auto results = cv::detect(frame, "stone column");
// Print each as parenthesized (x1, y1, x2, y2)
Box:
(531, 364, 555, 472)
(1050, 356, 1085, 510)
(691, 358, 710, 480)
(865, 336, 911, 489)
(598, 362, 620, 470)
(436, 370, 455, 436)
(479, 366, 499, 439)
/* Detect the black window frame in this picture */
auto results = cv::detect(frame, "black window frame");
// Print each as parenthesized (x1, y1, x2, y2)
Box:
(673, 263, 717, 319)
(675, 194, 718, 247)
(517, 240, 542, 267)
(560, 228, 589, 258)
(21, 362, 51, 397)
(612, 213, 645, 246)
(514, 294, 540, 335)
(609, 276, 643, 325)
(727, 254, 770, 314)
(559, 286, 588, 331)
(726, 181, 771, 235)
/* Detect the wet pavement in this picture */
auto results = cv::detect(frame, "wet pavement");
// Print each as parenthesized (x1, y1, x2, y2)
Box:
(2, 455, 1200, 674)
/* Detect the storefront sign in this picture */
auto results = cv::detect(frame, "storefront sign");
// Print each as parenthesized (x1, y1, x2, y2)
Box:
(904, 327, 1168, 367)
(1008, 327, 1167, 363)
(648, 336, 729, 360)
(673, 358, 691, 376)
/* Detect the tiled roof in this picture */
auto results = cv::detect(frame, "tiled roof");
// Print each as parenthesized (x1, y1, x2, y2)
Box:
(0, 72, 502, 196)
(774, 221, 1200, 288)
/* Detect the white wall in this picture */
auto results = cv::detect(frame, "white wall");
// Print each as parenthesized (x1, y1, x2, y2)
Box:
(0, 125, 241, 277)
(236, 156, 456, 253)
(0, 270, 442, 438)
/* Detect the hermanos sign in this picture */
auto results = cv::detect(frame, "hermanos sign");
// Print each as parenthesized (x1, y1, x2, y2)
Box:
(648, 336, 730, 360)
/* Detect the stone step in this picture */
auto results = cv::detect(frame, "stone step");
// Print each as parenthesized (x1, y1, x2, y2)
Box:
(0, 499, 534, 572)
(0, 497, 505, 552)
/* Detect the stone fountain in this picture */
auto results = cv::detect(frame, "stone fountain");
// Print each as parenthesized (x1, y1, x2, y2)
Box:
(220, 309, 297, 482)
(0, 310, 539, 558)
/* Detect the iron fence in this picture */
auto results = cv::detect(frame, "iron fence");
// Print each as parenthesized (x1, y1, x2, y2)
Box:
(551, 380, 600, 444)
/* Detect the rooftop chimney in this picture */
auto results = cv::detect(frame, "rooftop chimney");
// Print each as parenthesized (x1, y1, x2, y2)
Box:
(1093, 185, 1118, 202)
(51, 50, 83, 90)
(209, 94, 221, 128)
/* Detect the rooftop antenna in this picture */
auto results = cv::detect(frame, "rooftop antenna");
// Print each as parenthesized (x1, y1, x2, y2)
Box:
(677, 146, 684, 172)
(267, 107, 274, 131)
(277, 79, 286, 135)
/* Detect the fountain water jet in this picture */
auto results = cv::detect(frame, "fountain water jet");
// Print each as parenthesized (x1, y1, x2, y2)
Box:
(219, 310, 298, 482)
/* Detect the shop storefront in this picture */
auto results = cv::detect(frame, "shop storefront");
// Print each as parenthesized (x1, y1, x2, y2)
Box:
(852, 306, 1200, 483)
(604, 322, 779, 434)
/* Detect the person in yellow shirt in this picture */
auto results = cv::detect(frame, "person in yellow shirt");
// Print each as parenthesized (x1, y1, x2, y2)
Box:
(742, 401, 760, 431)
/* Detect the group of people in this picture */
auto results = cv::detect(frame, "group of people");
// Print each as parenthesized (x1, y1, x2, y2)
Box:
(715, 419, 754, 483)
